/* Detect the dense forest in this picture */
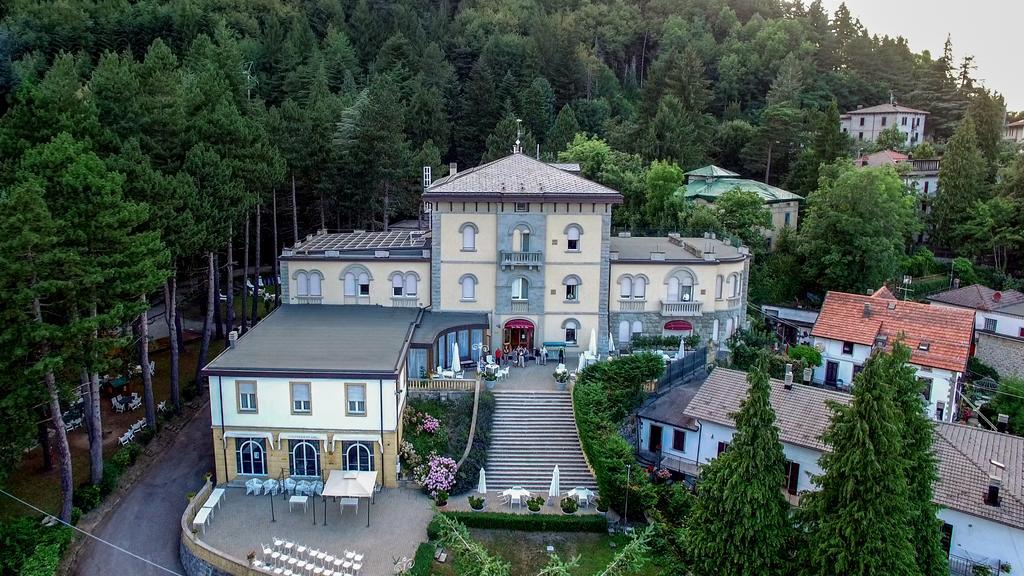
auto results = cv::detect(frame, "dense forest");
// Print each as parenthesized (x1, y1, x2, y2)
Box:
(0, 0, 1022, 528)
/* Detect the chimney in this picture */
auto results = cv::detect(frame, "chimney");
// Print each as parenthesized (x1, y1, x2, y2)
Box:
(802, 367, 812, 384)
(448, 162, 457, 176)
(863, 303, 872, 318)
(228, 330, 238, 349)
(783, 363, 794, 390)
(997, 413, 1009, 433)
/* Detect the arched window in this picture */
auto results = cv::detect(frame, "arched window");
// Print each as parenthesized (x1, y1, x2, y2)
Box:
(562, 319, 580, 345)
(715, 275, 724, 299)
(289, 440, 320, 477)
(391, 272, 405, 297)
(342, 265, 373, 298)
(666, 269, 696, 302)
(633, 276, 647, 300)
(619, 276, 632, 299)
(460, 223, 477, 251)
(308, 272, 322, 297)
(405, 273, 418, 296)
(712, 318, 720, 341)
(565, 224, 582, 251)
(460, 274, 477, 300)
(618, 321, 630, 345)
(235, 439, 266, 476)
(728, 273, 740, 298)
(295, 271, 310, 296)
(512, 277, 529, 300)
(512, 224, 532, 252)
(631, 321, 643, 340)
(344, 442, 374, 471)
(563, 275, 581, 301)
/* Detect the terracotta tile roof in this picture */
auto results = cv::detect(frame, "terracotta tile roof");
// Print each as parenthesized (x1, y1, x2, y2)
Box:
(872, 286, 897, 299)
(684, 368, 1024, 529)
(928, 284, 1024, 312)
(856, 150, 909, 167)
(424, 153, 622, 200)
(812, 291, 974, 372)
(683, 368, 851, 452)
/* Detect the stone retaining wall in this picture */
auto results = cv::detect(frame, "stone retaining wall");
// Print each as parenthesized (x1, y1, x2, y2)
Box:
(976, 331, 1024, 379)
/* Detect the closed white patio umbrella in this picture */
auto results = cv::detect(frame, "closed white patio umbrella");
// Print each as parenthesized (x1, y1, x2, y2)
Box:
(588, 328, 598, 357)
(608, 331, 615, 354)
(677, 335, 686, 359)
(451, 341, 461, 371)
(548, 465, 560, 501)
(477, 468, 487, 495)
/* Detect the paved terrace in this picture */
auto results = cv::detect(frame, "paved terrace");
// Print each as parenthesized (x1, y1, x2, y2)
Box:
(488, 353, 582, 391)
(197, 487, 433, 576)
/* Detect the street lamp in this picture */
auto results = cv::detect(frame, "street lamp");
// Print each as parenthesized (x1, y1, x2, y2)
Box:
(268, 490, 275, 523)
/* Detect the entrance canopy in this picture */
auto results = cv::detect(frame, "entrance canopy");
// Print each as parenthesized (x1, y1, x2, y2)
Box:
(322, 469, 378, 499)
(665, 320, 693, 331)
(504, 319, 534, 329)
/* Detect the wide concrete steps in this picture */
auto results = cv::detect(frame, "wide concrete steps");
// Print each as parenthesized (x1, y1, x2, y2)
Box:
(485, 391, 597, 492)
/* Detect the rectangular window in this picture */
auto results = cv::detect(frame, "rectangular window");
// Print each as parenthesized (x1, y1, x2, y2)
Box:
(881, 116, 887, 126)
(237, 381, 257, 413)
(672, 430, 685, 451)
(346, 383, 366, 416)
(842, 341, 854, 355)
(902, 116, 908, 126)
(565, 284, 578, 301)
(859, 117, 865, 126)
(565, 327, 577, 345)
(783, 460, 800, 495)
(935, 401, 945, 421)
(858, 132, 864, 140)
(919, 377, 933, 401)
(567, 237, 579, 251)
(717, 441, 729, 456)
(514, 202, 529, 212)
(392, 276, 403, 297)
(984, 318, 997, 332)
(1019, 327, 1024, 338)
(924, 181, 930, 194)
(852, 364, 864, 380)
(290, 382, 311, 414)
(784, 212, 791, 226)
(359, 281, 370, 296)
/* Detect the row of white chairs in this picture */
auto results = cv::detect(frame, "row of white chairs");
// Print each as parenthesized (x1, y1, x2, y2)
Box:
(255, 539, 363, 576)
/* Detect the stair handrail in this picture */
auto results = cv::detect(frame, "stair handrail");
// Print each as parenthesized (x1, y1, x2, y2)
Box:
(456, 375, 482, 469)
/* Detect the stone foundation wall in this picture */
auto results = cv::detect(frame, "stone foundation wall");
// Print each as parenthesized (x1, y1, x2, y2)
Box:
(976, 332, 1024, 379)
(610, 308, 744, 348)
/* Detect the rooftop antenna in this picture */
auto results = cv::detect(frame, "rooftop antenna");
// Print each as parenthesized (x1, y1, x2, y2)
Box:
(513, 118, 523, 154)
(897, 275, 913, 300)
(241, 61, 258, 102)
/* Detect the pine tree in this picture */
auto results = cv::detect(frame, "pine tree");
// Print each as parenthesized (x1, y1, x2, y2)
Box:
(685, 358, 793, 576)
(814, 99, 849, 163)
(965, 90, 1006, 181)
(518, 77, 554, 145)
(932, 115, 988, 247)
(483, 112, 537, 162)
(886, 342, 948, 576)
(547, 104, 580, 158)
(799, 348, 919, 576)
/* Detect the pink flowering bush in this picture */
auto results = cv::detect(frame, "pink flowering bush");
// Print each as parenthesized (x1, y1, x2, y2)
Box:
(418, 454, 458, 497)
(419, 414, 440, 434)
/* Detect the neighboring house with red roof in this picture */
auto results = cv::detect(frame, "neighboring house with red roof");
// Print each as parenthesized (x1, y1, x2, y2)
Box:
(840, 102, 928, 145)
(811, 289, 975, 421)
(671, 368, 1024, 573)
(929, 284, 1024, 378)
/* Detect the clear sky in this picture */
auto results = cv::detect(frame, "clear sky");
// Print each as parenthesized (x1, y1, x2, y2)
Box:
(819, 0, 1024, 110)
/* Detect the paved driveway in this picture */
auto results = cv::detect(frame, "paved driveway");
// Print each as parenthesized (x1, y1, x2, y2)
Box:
(74, 402, 212, 576)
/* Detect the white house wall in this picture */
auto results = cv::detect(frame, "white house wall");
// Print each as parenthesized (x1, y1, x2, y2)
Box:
(637, 418, 700, 462)
(696, 421, 823, 493)
(938, 508, 1024, 570)
(210, 375, 402, 433)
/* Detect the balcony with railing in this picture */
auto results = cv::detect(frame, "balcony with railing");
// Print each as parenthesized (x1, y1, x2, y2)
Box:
(500, 250, 543, 269)
(510, 300, 529, 314)
(294, 296, 323, 304)
(618, 299, 646, 312)
(391, 296, 420, 308)
(660, 300, 703, 316)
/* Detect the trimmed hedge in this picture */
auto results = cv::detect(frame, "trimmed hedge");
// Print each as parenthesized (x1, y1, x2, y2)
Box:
(428, 511, 608, 536)
(408, 542, 436, 576)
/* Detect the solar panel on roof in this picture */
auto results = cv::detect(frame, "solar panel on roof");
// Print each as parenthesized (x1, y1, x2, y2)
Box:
(298, 230, 427, 253)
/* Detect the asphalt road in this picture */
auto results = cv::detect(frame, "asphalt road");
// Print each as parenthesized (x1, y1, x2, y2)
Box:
(73, 402, 213, 576)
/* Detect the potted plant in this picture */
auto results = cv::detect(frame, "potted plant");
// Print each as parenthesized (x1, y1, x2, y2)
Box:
(468, 495, 485, 511)
(527, 496, 544, 514)
(560, 496, 579, 515)
(553, 370, 569, 390)
(482, 370, 497, 389)
(434, 490, 449, 508)
(595, 497, 608, 515)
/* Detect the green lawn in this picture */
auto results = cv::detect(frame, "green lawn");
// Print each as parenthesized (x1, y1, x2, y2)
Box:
(432, 529, 658, 576)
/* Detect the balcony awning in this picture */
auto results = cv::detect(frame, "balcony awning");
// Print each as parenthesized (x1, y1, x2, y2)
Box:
(505, 319, 534, 329)
(221, 430, 275, 449)
(664, 320, 693, 331)
(276, 432, 329, 450)
(330, 433, 381, 453)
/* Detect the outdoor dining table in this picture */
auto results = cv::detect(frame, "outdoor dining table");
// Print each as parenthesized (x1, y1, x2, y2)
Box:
(567, 487, 595, 507)
(501, 487, 531, 508)
(485, 363, 499, 374)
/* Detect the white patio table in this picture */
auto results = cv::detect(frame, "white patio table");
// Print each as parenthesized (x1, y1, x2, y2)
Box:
(567, 487, 595, 507)
(501, 487, 531, 508)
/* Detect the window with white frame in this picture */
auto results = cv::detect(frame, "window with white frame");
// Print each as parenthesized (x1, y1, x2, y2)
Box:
(405, 273, 418, 296)
(512, 277, 529, 300)
(358, 272, 370, 295)
(514, 202, 529, 212)
(564, 275, 580, 301)
(460, 274, 477, 300)
(291, 382, 311, 414)
(343, 267, 372, 297)
(619, 276, 632, 299)
(460, 223, 477, 251)
(566, 225, 582, 251)
(631, 320, 643, 340)
(235, 438, 266, 475)
(346, 383, 366, 415)
(563, 319, 579, 345)
(237, 381, 257, 412)
(633, 276, 646, 299)
(289, 440, 320, 476)
(666, 270, 695, 302)
(343, 441, 374, 471)
(715, 275, 724, 299)
(618, 275, 647, 300)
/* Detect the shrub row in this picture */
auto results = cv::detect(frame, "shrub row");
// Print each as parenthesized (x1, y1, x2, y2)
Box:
(0, 517, 72, 576)
(73, 442, 143, 515)
(408, 542, 436, 576)
(427, 511, 607, 537)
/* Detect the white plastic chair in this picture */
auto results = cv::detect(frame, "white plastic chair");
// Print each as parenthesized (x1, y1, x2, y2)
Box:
(246, 479, 262, 495)
(283, 477, 297, 495)
(118, 431, 133, 446)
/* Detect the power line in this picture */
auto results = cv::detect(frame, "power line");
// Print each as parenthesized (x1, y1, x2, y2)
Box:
(0, 489, 185, 576)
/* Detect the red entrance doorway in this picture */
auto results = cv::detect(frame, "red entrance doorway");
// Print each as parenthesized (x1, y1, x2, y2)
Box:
(503, 319, 534, 352)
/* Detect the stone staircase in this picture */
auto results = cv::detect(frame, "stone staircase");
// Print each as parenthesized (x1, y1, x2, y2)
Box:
(485, 390, 597, 492)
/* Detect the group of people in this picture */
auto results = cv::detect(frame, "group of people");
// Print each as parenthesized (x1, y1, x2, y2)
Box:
(490, 344, 564, 367)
